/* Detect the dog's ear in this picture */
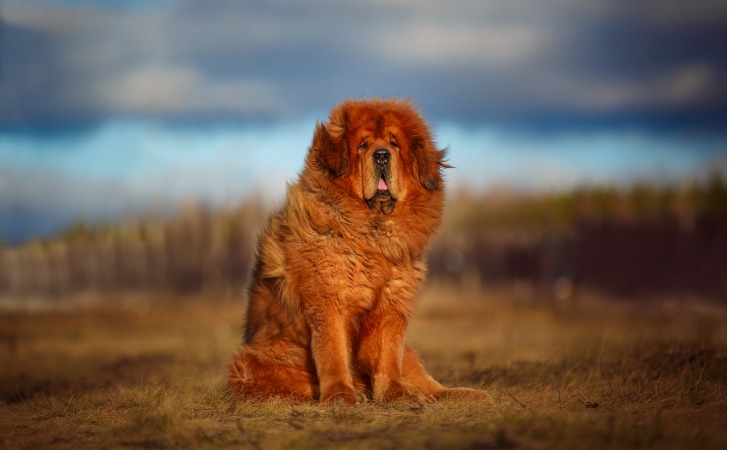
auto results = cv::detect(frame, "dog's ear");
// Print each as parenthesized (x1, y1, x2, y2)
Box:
(411, 135, 448, 191)
(311, 111, 349, 178)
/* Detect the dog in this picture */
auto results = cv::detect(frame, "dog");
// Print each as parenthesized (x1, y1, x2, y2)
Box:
(229, 98, 491, 404)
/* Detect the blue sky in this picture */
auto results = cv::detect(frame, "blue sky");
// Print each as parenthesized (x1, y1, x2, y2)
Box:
(0, 0, 726, 243)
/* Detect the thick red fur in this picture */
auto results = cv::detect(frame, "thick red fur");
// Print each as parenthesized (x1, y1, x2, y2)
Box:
(229, 98, 492, 404)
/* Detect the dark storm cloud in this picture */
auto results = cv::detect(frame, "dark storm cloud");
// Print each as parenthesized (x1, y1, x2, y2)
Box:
(0, 0, 725, 129)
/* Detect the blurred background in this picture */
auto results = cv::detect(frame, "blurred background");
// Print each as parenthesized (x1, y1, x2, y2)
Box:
(0, 0, 726, 305)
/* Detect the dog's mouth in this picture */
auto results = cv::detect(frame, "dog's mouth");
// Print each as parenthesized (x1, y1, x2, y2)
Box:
(367, 170, 396, 214)
(376, 174, 390, 196)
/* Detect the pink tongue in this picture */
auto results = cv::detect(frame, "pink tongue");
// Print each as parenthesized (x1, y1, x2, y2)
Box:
(378, 178, 388, 190)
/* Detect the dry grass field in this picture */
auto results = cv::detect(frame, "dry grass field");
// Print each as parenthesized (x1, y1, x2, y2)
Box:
(0, 284, 725, 449)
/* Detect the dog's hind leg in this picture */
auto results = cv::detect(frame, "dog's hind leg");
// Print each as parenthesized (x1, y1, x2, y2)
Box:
(229, 345, 318, 402)
(401, 346, 493, 403)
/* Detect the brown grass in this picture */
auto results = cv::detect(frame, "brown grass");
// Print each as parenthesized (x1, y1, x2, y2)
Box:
(0, 285, 725, 449)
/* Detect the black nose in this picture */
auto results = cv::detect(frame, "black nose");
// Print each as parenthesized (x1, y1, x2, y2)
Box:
(373, 148, 390, 166)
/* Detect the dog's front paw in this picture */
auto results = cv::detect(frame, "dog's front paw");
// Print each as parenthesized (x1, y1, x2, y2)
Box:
(378, 382, 425, 404)
(320, 383, 359, 405)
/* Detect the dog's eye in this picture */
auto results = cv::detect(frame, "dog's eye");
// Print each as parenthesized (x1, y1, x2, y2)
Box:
(358, 142, 368, 151)
(390, 139, 399, 148)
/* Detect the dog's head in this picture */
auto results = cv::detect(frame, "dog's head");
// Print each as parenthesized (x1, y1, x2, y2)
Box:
(310, 98, 447, 215)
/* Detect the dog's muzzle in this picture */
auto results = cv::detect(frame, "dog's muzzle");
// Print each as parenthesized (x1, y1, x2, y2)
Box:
(373, 148, 390, 193)
(368, 148, 395, 213)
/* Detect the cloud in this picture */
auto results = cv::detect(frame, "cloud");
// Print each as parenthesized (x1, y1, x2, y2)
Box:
(521, 62, 722, 113)
(90, 65, 282, 116)
(373, 22, 546, 68)
(0, 0, 725, 130)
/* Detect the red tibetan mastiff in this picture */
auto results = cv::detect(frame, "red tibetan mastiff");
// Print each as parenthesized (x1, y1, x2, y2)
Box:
(229, 98, 491, 404)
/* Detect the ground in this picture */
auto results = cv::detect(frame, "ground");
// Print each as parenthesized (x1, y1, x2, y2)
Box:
(0, 284, 725, 449)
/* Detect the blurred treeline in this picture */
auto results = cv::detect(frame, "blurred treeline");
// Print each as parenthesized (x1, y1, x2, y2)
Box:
(433, 175, 726, 302)
(0, 203, 264, 299)
(0, 176, 725, 302)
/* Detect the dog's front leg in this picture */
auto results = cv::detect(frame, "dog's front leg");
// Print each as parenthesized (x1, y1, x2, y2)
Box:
(307, 306, 359, 404)
(357, 309, 422, 402)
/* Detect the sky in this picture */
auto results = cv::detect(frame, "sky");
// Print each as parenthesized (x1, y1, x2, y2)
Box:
(0, 0, 726, 243)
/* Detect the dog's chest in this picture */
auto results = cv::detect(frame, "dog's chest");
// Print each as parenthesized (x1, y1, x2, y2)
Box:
(326, 238, 417, 314)
(366, 219, 411, 264)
